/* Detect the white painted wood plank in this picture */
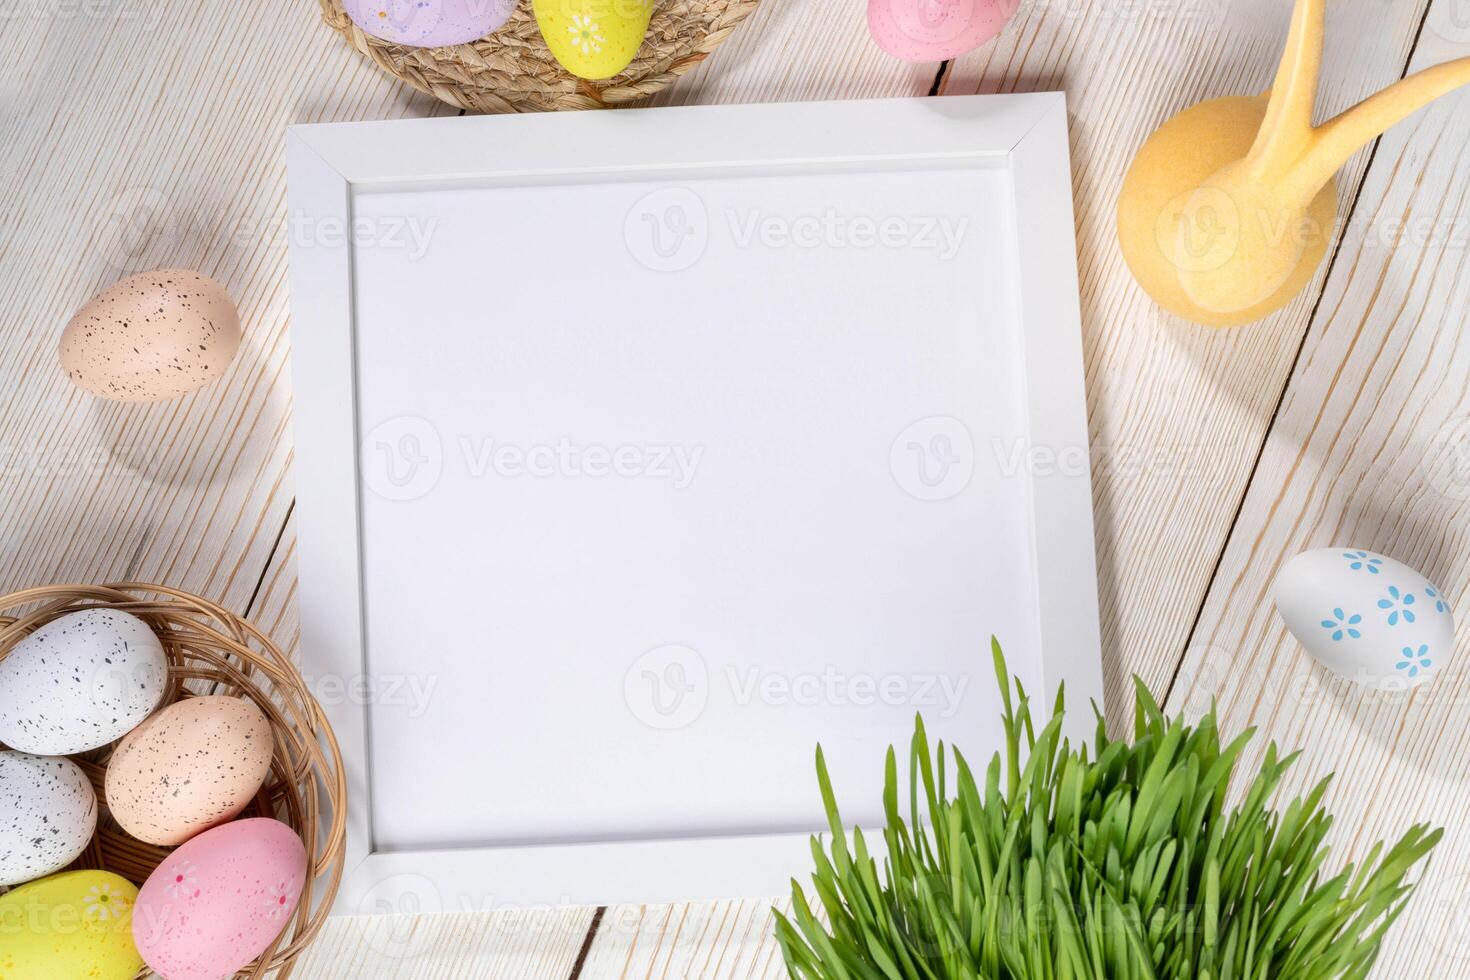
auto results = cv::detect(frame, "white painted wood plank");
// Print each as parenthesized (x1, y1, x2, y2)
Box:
(579, 900, 792, 980)
(0, 0, 451, 615)
(944, 0, 1433, 713)
(1170, 13, 1470, 978)
(293, 905, 597, 979)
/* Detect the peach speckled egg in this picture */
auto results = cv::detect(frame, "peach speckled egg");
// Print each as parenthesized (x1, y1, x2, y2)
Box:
(133, 818, 306, 980)
(58, 269, 241, 402)
(105, 696, 274, 846)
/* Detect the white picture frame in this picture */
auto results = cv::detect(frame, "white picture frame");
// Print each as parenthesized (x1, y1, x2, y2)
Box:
(285, 93, 1103, 916)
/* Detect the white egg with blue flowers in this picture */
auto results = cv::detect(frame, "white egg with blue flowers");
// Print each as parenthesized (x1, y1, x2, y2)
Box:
(1273, 548, 1455, 689)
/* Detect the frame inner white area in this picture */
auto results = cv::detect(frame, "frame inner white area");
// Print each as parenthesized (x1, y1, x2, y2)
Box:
(349, 164, 1043, 854)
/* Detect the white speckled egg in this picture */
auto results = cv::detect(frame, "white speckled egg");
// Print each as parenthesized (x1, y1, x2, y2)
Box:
(106, 695, 274, 846)
(0, 608, 169, 755)
(0, 751, 99, 886)
(1273, 547, 1456, 689)
(58, 269, 241, 402)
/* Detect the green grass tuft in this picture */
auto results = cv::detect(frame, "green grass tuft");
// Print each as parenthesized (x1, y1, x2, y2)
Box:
(774, 639, 1440, 980)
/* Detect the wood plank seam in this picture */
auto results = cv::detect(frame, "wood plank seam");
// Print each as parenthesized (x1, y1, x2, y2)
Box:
(568, 906, 607, 980)
(1160, 0, 1440, 708)
(243, 499, 295, 619)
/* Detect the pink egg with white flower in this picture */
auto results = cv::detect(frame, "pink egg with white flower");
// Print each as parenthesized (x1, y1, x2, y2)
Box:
(132, 818, 307, 980)
(867, 0, 1018, 62)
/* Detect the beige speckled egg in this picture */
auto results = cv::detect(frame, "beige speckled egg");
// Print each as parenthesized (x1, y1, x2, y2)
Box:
(105, 696, 273, 846)
(58, 269, 241, 402)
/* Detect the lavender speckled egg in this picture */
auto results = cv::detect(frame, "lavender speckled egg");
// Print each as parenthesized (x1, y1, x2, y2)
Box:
(343, 0, 516, 47)
(58, 269, 241, 402)
(106, 695, 274, 846)
(0, 608, 168, 755)
(0, 751, 99, 886)
(133, 818, 307, 980)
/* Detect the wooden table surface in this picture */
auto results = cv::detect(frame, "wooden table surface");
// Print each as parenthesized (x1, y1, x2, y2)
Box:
(4, 0, 1469, 976)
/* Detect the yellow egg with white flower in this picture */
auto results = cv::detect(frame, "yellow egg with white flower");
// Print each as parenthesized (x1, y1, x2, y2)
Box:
(534, 0, 654, 80)
(0, 871, 144, 980)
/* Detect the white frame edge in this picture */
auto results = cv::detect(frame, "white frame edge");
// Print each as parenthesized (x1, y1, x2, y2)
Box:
(285, 94, 1103, 914)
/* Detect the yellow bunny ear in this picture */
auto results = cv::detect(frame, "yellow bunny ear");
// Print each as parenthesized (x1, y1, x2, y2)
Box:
(1247, 0, 1470, 204)
(1246, 0, 1326, 181)
(1292, 55, 1470, 200)
(1116, 0, 1470, 327)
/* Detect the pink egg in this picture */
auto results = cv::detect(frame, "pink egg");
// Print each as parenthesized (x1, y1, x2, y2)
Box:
(343, 0, 516, 47)
(133, 818, 307, 980)
(867, 0, 1018, 62)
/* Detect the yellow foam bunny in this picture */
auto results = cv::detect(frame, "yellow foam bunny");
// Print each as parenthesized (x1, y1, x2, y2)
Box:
(1118, 0, 1470, 327)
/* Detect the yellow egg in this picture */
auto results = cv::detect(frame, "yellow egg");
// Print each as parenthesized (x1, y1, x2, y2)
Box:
(0, 871, 143, 980)
(534, 0, 654, 80)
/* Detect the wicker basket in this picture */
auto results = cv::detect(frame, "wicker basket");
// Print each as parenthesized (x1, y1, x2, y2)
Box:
(319, 0, 762, 113)
(0, 583, 345, 980)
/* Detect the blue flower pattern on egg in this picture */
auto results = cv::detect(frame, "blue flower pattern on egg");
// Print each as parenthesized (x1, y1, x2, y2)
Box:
(1396, 644, 1432, 679)
(1320, 608, 1362, 641)
(1343, 550, 1384, 574)
(1277, 549, 1454, 689)
(1377, 586, 1416, 626)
